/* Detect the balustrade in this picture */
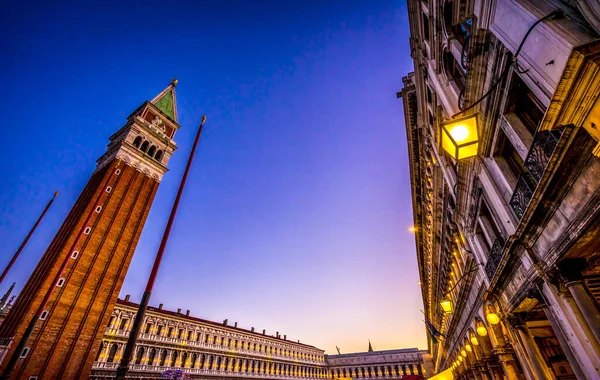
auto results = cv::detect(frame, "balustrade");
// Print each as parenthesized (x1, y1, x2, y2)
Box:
(484, 239, 504, 281)
(509, 129, 562, 220)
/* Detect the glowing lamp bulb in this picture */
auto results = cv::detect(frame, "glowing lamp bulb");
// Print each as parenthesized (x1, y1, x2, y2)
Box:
(449, 125, 469, 142)
(477, 326, 488, 336)
(461, 350, 467, 357)
(471, 336, 479, 346)
(465, 344, 472, 352)
(458, 356, 463, 362)
(486, 313, 500, 325)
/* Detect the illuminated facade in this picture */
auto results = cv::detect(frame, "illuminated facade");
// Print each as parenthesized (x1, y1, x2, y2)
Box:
(91, 297, 328, 379)
(326, 349, 427, 379)
(401, 0, 600, 379)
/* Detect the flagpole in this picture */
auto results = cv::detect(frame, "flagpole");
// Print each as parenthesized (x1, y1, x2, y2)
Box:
(0, 191, 59, 285)
(116, 115, 207, 380)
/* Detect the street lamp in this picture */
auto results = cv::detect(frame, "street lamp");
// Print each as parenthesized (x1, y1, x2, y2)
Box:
(440, 114, 479, 160)
(470, 336, 479, 346)
(439, 262, 481, 314)
(486, 312, 500, 325)
(476, 323, 488, 336)
(440, 298, 453, 314)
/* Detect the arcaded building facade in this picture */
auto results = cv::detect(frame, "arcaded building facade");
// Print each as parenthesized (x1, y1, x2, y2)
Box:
(401, 0, 600, 379)
(91, 298, 328, 379)
(325, 348, 427, 379)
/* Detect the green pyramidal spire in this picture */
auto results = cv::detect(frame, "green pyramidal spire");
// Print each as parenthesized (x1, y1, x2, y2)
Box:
(151, 79, 178, 122)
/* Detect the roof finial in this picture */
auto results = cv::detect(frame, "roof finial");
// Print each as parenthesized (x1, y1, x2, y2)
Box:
(171, 78, 178, 87)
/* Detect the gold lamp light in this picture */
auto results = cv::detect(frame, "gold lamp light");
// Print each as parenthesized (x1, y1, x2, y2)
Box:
(486, 312, 500, 325)
(441, 114, 479, 160)
(476, 324, 488, 336)
(440, 298, 453, 314)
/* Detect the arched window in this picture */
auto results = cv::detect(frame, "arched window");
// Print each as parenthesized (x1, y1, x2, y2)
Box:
(170, 351, 178, 367)
(181, 352, 188, 368)
(148, 348, 156, 366)
(133, 136, 142, 148)
(148, 145, 157, 157)
(107, 344, 118, 363)
(160, 350, 167, 366)
(208, 355, 214, 369)
(224, 356, 229, 371)
(141, 141, 149, 153)
(191, 353, 197, 368)
(200, 354, 206, 368)
(96, 342, 103, 361)
(135, 347, 144, 364)
(443, 50, 466, 91)
(216, 356, 222, 370)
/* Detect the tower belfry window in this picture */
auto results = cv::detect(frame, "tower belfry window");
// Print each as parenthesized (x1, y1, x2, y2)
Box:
(141, 141, 149, 153)
(56, 278, 65, 287)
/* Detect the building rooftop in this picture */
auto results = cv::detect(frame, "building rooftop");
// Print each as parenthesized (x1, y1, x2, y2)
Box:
(115, 298, 323, 351)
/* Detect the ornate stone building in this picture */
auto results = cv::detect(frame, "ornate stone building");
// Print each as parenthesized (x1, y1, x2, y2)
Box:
(0, 80, 181, 379)
(90, 298, 428, 379)
(91, 297, 328, 379)
(325, 348, 427, 379)
(401, 0, 600, 379)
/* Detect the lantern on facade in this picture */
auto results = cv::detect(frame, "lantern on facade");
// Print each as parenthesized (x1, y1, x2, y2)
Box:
(470, 336, 479, 346)
(440, 298, 453, 314)
(460, 350, 467, 357)
(440, 114, 479, 160)
(476, 324, 488, 336)
(486, 312, 500, 325)
(465, 343, 472, 352)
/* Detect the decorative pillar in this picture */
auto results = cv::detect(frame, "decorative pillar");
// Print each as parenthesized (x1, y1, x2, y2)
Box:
(508, 313, 555, 380)
(558, 258, 600, 346)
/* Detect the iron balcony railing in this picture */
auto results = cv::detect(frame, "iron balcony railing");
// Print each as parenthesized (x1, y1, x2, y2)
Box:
(509, 172, 536, 221)
(461, 34, 471, 70)
(485, 239, 504, 281)
(509, 130, 562, 220)
(524, 130, 562, 183)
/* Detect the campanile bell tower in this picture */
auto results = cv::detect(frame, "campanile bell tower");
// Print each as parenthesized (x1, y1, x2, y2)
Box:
(0, 80, 181, 379)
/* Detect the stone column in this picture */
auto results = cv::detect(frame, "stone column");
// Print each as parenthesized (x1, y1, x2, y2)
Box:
(559, 258, 600, 346)
(540, 289, 588, 380)
(509, 313, 555, 380)
(492, 347, 519, 380)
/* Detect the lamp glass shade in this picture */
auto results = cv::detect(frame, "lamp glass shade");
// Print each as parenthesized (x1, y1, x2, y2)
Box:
(461, 350, 467, 357)
(441, 114, 479, 160)
(465, 344, 472, 352)
(458, 356, 463, 362)
(470, 336, 479, 346)
(477, 325, 488, 336)
(486, 313, 500, 325)
(440, 299, 453, 314)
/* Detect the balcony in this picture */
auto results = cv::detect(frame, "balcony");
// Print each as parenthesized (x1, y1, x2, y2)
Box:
(509, 130, 562, 220)
(91, 361, 325, 379)
(485, 239, 504, 281)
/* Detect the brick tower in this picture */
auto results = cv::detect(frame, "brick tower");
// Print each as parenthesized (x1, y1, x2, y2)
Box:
(0, 80, 181, 379)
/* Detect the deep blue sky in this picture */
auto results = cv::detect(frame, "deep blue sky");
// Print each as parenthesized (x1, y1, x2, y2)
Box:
(0, 0, 424, 353)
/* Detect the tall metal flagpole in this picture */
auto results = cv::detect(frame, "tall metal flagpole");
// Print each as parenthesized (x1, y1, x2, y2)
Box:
(0, 191, 59, 285)
(116, 115, 207, 380)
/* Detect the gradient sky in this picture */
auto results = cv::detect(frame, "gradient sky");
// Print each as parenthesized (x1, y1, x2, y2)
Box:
(0, 0, 425, 354)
